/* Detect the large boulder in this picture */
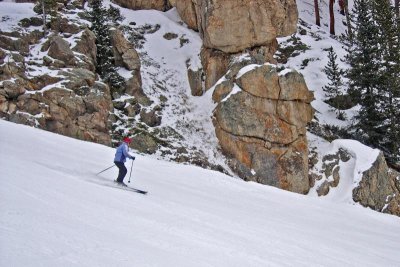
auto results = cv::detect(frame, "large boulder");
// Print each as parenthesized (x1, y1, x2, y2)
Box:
(50, 16, 81, 34)
(173, 0, 198, 31)
(110, 29, 141, 71)
(195, 0, 298, 53)
(213, 64, 314, 194)
(44, 35, 76, 66)
(182, 0, 297, 93)
(73, 28, 97, 67)
(353, 152, 400, 216)
(0, 35, 29, 55)
(200, 47, 230, 90)
(112, 0, 171, 11)
(187, 67, 203, 96)
(58, 68, 96, 91)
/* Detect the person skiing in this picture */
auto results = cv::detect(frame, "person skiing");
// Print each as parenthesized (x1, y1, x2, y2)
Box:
(114, 137, 135, 186)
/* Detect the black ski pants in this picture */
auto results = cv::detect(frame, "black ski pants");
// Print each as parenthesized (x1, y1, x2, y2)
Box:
(114, 161, 127, 182)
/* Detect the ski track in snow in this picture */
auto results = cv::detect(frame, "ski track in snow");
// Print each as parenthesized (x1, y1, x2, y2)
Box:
(1, 120, 400, 266)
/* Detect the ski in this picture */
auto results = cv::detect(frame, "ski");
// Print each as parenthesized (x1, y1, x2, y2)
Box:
(89, 175, 148, 194)
(109, 183, 148, 194)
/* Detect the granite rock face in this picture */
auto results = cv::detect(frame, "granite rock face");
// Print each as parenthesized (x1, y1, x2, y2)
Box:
(173, 0, 198, 31)
(156, 0, 298, 94)
(353, 152, 400, 216)
(213, 65, 314, 194)
(0, 25, 119, 145)
(195, 0, 297, 54)
(112, 0, 171, 11)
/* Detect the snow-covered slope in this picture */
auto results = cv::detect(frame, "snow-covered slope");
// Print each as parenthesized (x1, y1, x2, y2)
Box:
(114, 5, 226, 166)
(280, 0, 355, 127)
(1, 120, 399, 266)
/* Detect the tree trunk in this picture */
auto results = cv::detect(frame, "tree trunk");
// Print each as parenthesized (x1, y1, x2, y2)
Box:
(339, 0, 345, 15)
(41, 0, 47, 36)
(314, 0, 320, 26)
(344, 0, 353, 42)
(395, 0, 399, 18)
(329, 0, 335, 35)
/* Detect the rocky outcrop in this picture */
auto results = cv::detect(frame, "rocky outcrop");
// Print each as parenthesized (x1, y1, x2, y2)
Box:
(195, 0, 297, 54)
(200, 48, 230, 90)
(126, 0, 297, 95)
(0, 18, 115, 146)
(213, 64, 314, 194)
(110, 29, 141, 71)
(0, 30, 43, 56)
(42, 35, 77, 66)
(0, 68, 113, 145)
(50, 17, 81, 34)
(73, 28, 97, 69)
(112, 0, 171, 11)
(187, 67, 203, 96)
(177, 0, 295, 93)
(173, 0, 198, 31)
(172, 0, 297, 53)
(309, 148, 351, 196)
(109, 29, 150, 106)
(353, 152, 400, 216)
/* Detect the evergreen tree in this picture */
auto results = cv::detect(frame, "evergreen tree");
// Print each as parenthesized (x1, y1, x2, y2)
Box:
(346, 0, 382, 145)
(323, 46, 345, 119)
(345, 0, 400, 166)
(87, 0, 125, 94)
(371, 0, 400, 165)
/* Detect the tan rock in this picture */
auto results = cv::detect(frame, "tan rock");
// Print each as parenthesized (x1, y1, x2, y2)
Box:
(264, 115, 298, 144)
(58, 68, 96, 91)
(317, 181, 330, 196)
(110, 29, 141, 71)
(50, 17, 80, 34)
(175, 0, 198, 31)
(213, 61, 314, 194)
(73, 28, 97, 65)
(215, 91, 268, 139)
(188, 67, 203, 96)
(212, 80, 233, 102)
(236, 64, 280, 99)
(353, 152, 400, 217)
(0, 95, 8, 113)
(196, 0, 298, 53)
(0, 48, 6, 64)
(46, 35, 76, 66)
(279, 70, 314, 102)
(113, 0, 170, 11)
(201, 47, 230, 90)
(2, 80, 27, 99)
(277, 100, 314, 128)
(16, 94, 42, 115)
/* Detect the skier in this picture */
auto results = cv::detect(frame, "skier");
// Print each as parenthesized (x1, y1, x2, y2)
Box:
(114, 137, 135, 186)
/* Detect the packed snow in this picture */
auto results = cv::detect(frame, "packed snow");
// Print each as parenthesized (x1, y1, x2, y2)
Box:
(307, 133, 382, 202)
(1, 120, 400, 266)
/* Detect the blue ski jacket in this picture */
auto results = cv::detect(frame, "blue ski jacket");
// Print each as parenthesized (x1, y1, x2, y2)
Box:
(114, 143, 133, 163)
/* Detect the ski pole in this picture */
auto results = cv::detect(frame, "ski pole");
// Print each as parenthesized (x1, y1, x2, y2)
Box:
(96, 165, 115, 175)
(128, 160, 133, 183)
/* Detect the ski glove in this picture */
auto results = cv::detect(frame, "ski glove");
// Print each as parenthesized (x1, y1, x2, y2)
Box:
(131, 156, 136, 160)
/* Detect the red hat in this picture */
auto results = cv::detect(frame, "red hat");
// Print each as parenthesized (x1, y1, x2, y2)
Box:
(123, 137, 132, 143)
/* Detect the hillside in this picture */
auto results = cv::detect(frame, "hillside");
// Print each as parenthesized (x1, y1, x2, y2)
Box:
(1, 119, 400, 266)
